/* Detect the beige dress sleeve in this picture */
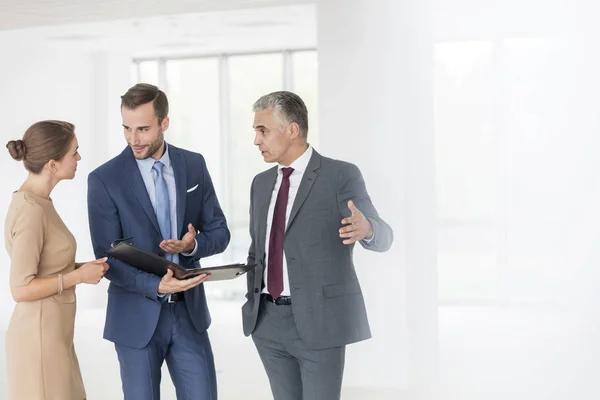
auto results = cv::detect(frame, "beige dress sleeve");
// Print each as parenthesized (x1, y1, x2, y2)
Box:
(8, 201, 46, 288)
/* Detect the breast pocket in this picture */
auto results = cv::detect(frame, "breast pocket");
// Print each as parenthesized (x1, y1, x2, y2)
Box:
(186, 183, 200, 196)
(323, 280, 361, 298)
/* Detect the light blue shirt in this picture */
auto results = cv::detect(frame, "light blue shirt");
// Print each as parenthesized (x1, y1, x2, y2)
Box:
(135, 143, 197, 266)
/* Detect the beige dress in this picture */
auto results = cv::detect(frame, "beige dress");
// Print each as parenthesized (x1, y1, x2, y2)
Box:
(4, 192, 85, 400)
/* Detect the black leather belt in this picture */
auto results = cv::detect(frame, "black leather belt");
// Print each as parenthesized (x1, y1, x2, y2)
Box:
(167, 292, 184, 303)
(262, 293, 292, 305)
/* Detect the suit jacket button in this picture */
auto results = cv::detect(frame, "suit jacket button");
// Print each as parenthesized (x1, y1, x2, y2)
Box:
(254, 288, 259, 293)
(158, 251, 165, 257)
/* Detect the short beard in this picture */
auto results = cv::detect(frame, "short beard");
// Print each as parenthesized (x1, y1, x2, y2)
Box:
(137, 129, 165, 160)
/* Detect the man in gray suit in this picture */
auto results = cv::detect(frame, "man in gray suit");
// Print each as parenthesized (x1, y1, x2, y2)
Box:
(242, 91, 394, 400)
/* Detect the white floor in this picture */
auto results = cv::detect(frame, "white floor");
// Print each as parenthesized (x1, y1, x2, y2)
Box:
(0, 300, 403, 399)
(1, 302, 597, 399)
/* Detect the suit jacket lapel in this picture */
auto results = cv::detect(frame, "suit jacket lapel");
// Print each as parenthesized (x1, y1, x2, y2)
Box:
(287, 151, 321, 230)
(121, 148, 161, 235)
(169, 145, 187, 238)
(257, 166, 278, 262)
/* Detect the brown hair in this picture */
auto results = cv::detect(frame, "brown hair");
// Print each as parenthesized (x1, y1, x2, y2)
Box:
(6, 120, 75, 174)
(121, 83, 169, 123)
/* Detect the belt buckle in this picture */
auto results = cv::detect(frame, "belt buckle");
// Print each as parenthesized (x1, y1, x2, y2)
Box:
(265, 294, 277, 304)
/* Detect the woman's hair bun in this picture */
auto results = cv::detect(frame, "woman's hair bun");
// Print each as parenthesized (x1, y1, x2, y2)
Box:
(6, 139, 26, 161)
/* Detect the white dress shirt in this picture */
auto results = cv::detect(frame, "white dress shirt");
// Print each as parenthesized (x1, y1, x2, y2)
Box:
(263, 146, 313, 296)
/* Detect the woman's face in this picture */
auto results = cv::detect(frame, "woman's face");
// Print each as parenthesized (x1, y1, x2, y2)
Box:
(53, 136, 81, 180)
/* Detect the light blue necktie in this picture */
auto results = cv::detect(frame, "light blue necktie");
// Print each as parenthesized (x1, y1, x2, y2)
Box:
(152, 161, 172, 261)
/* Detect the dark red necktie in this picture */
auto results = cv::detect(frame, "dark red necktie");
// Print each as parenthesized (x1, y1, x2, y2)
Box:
(267, 167, 294, 299)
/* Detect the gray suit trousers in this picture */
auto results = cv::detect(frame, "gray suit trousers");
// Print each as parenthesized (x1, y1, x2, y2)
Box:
(252, 297, 346, 400)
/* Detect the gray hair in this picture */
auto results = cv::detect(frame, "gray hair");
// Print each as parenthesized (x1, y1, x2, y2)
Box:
(252, 91, 309, 137)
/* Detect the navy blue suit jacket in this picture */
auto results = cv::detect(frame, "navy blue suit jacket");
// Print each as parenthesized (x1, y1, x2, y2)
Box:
(87, 144, 230, 349)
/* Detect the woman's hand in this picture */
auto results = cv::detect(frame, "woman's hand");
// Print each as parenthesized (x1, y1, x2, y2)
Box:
(76, 257, 109, 284)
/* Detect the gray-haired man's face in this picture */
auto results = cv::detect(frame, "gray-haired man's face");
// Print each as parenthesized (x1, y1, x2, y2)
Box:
(252, 109, 295, 165)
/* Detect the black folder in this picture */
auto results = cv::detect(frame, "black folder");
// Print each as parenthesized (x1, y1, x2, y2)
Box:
(106, 238, 256, 281)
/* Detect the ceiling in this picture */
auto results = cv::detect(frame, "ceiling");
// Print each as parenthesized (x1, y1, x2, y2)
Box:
(0, 2, 317, 57)
(0, 0, 313, 31)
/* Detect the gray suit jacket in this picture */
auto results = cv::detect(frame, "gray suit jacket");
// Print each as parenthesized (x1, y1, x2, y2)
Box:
(242, 150, 393, 350)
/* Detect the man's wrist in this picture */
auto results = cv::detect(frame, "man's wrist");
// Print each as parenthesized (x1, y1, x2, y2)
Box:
(181, 238, 198, 256)
(363, 219, 374, 242)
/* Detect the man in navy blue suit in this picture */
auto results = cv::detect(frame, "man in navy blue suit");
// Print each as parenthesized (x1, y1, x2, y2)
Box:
(87, 83, 230, 399)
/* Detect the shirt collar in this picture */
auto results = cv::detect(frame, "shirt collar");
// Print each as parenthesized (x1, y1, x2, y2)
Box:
(135, 142, 171, 173)
(278, 145, 313, 175)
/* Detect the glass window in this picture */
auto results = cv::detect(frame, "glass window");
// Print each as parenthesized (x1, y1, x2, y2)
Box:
(130, 63, 138, 85)
(164, 58, 235, 298)
(434, 41, 498, 301)
(435, 38, 573, 303)
(292, 51, 319, 148)
(164, 58, 221, 198)
(434, 41, 496, 221)
(227, 53, 284, 263)
(499, 38, 572, 303)
(137, 60, 159, 85)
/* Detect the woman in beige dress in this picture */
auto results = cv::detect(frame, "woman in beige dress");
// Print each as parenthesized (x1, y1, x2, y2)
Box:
(4, 120, 110, 400)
